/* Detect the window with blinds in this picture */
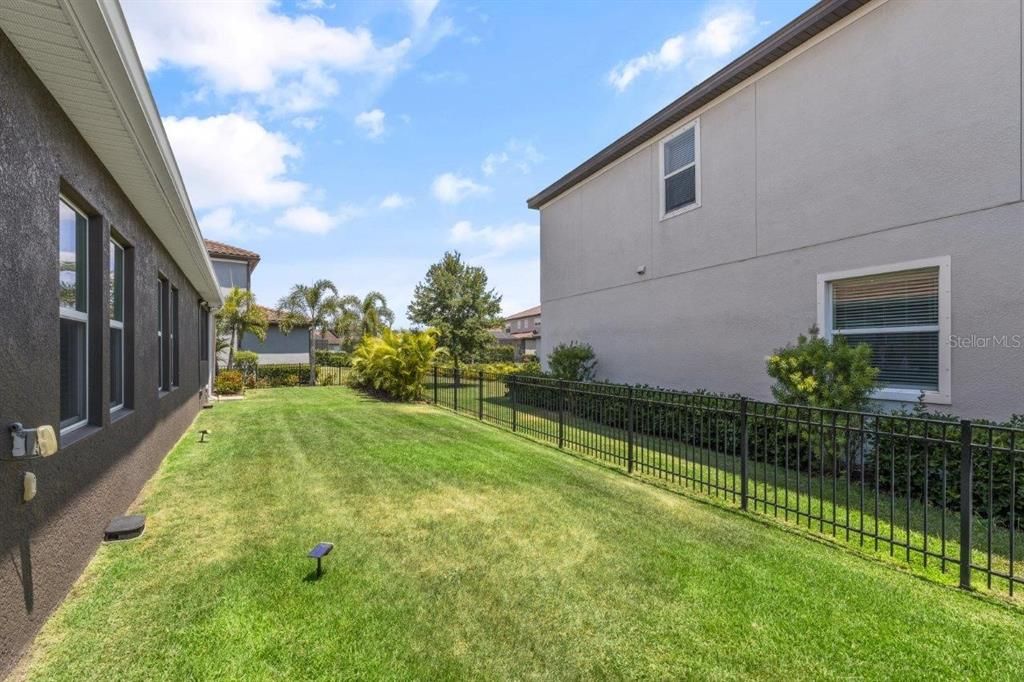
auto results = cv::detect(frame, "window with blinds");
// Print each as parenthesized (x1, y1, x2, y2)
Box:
(829, 267, 940, 391)
(661, 121, 699, 216)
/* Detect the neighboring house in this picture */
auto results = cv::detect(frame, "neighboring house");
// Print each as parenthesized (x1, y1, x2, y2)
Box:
(492, 306, 542, 360)
(204, 239, 310, 366)
(529, 0, 1024, 419)
(241, 306, 312, 365)
(0, 2, 221, 674)
(313, 330, 344, 352)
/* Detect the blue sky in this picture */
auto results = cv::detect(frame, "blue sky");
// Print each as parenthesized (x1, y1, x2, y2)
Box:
(123, 0, 811, 323)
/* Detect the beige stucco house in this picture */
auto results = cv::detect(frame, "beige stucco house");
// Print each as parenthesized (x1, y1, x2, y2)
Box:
(529, 0, 1024, 419)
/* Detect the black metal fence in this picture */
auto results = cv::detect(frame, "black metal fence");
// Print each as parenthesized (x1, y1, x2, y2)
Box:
(425, 366, 1024, 597)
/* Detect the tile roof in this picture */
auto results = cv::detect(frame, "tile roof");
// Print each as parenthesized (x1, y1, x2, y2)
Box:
(205, 239, 261, 264)
(256, 304, 307, 327)
(505, 305, 541, 321)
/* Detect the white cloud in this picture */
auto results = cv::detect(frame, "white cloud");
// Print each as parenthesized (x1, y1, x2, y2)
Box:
(123, 1, 413, 110)
(297, 0, 333, 9)
(379, 193, 413, 210)
(481, 152, 508, 177)
(291, 116, 321, 130)
(431, 173, 490, 205)
(275, 204, 361, 235)
(407, 0, 439, 32)
(163, 114, 306, 210)
(607, 5, 756, 91)
(355, 109, 386, 138)
(481, 139, 544, 176)
(450, 220, 538, 255)
(199, 207, 245, 239)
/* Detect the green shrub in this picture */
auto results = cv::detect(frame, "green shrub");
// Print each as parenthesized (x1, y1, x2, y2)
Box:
(766, 325, 878, 411)
(214, 370, 244, 395)
(548, 342, 597, 382)
(234, 350, 259, 375)
(868, 403, 1024, 524)
(350, 328, 437, 401)
(315, 350, 350, 367)
(474, 344, 516, 363)
(257, 364, 311, 387)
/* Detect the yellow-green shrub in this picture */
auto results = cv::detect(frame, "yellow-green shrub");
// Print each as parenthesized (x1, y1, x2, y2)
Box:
(350, 328, 437, 401)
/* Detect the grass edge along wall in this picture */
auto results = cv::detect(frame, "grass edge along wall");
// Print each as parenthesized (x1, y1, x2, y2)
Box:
(426, 367, 1024, 600)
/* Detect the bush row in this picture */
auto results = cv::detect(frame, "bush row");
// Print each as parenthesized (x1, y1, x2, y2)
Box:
(497, 374, 1024, 525)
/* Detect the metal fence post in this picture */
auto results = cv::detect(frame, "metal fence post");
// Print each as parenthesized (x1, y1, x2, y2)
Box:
(627, 386, 635, 474)
(510, 375, 518, 432)
(740, 397, 749, 511)
(478, 371, 484, 420)
(454, 368, 460, 413)
(432, 366, 438, 405)
(959, 419, 973, 590)
(557, 380, 565, 449)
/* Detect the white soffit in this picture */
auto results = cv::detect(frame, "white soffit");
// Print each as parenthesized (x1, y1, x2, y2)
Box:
(0, 0, 222, 306)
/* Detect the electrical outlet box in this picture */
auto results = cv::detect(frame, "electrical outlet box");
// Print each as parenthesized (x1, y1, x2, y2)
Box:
(23, 472, 36, 502)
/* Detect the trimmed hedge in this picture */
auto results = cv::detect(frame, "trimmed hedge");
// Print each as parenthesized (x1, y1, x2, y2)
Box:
(256, 364, 311, 387)
(315, 350, 350, 367)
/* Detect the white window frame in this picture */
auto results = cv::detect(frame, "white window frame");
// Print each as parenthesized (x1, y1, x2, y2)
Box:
(659, 118, 701, 221)
(110, 239, 125, 413)
(816, 256, 951, 405)
(59, 196, 89, 434)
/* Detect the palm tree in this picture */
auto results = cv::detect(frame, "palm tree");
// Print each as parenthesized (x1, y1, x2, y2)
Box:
(358, 291, 394, 338)
(332, 294, 361, 350)
(277, 279, 342, 385)
(216, 287, 267, 369)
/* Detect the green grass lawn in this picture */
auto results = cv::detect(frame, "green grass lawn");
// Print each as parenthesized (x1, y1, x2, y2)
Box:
(428, 377, 1024, 593)
(19, 387, 1024, 680)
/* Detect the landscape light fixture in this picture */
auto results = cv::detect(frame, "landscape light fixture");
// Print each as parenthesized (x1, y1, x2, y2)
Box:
(307, 542, 334, 579)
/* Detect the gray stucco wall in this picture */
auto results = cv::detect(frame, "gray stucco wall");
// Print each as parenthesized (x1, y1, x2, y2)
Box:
(241, 325, 310, 364)
(538, 0, 1024, 420)
(0, 30, 207, 675)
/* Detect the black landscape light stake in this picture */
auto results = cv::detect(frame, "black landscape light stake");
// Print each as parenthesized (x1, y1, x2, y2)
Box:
(308, 542, 334, 578)
(199, 429, 210, 443)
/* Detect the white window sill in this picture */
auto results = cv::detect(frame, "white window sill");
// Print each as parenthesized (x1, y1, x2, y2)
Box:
(872, 387, 951, 406)
(660, 202, 701, 222)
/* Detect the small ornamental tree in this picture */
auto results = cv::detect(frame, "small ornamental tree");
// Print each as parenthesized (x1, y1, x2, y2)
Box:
(548, 341, 597, 382)
(766, 325, 879, 410)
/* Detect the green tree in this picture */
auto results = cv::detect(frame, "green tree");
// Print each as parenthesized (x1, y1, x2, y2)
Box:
(407, 251, 502, 370)
(216, 287, 267, 370)
(277, 279, 342, 385)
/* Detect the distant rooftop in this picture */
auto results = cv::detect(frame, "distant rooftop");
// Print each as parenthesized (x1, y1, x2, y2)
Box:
(205, 239, 261, 266)
(506, 305, 541, 321)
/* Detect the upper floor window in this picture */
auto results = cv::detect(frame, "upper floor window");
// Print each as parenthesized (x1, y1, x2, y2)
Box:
(660, 120, 700, 218)
(212, 259, 249, 291)
(818, 257, 951, 404)
(59, 198, 89, 432)
(110, 239, 126, 411)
